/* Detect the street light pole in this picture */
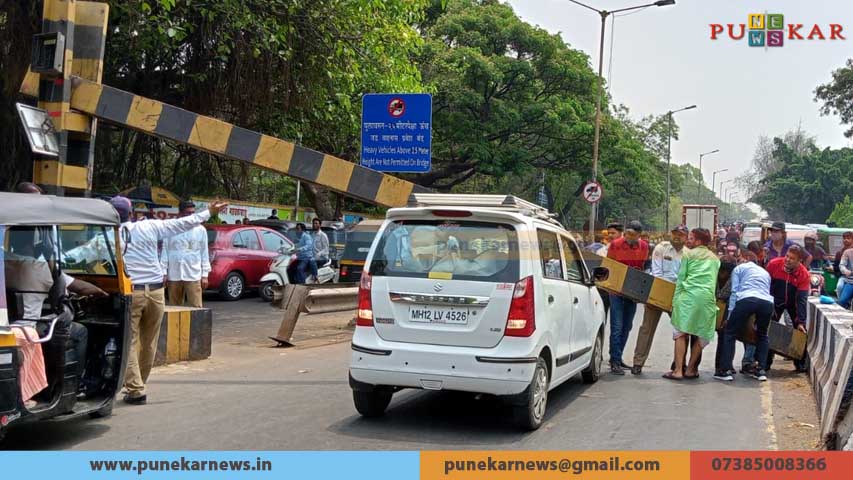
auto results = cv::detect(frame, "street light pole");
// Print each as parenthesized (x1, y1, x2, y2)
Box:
(712, 168, 728, 200)
(568, 0, 677, 240)
(698, 149, 720, 199)
(720, 179, 733, 202)
(664, 104, 697, 233)
(588, 10, 606, 239)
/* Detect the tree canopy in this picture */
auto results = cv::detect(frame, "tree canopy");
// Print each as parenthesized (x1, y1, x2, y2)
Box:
(815, 59, 853, 139)
(1, 0, 717, 232)
(749, 137, 853, 224)
(828, 195, 853, 227)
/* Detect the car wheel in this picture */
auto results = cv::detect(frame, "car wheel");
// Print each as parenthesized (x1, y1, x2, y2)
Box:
(259, 281, 275, 302)
(89, 399, 114, 419)
(220, 272, 245, 301)
(514, 356, 549, 430)
(352, 389, 392, 418)
(582, 329, 604, 384)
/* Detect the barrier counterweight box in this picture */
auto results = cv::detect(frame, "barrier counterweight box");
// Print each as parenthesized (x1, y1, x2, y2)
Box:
(155, 306, 212, 366)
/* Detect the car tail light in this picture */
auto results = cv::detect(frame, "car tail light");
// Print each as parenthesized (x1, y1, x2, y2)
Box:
(356, 272, 373, 327)
(431, 209, 472, 217)
(505, 276, 535, 337)
(340, 266, 349, 276)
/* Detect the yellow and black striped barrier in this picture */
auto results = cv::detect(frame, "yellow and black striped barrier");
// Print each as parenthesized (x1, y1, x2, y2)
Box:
(584, 252, 675, 312)
(68, 77, 430, 208)
(154, 306, 212, 366)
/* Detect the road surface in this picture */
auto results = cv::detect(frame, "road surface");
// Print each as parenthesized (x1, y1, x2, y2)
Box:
(3, 299, 817, 450)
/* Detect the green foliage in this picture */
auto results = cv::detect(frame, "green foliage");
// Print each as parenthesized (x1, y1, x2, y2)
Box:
(94, 0, 426, 216)
(420, 1, 678, 232)
(418, 0, 598, 189)
(815, 59, 853, 139)
(751, 138, 853, 224)
(0, 0, 699, 229)
(828, 195, 853, 227)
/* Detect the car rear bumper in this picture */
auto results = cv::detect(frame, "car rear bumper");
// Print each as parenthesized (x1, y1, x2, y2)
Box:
(349, 328, 538, 396)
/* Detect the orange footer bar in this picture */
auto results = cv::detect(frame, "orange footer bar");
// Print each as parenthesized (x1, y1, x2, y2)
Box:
(422, 451, 853, 480)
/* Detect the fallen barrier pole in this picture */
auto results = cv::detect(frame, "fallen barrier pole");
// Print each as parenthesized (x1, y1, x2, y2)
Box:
(270, 283, 358, 347)
(806, 298, 853, 450)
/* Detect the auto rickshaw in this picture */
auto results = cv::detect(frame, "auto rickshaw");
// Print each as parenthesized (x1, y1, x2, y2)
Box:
(818, 227, 852, 295)
(0, 192, 130, 443)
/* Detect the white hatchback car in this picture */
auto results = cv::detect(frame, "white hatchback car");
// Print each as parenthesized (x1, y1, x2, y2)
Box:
(349, 194, 607, 429)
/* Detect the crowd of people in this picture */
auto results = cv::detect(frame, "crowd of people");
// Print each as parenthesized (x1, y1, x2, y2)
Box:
(585, 219, 853, 382)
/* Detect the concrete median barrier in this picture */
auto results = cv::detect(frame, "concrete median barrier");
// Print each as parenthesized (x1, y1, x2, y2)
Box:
(806, 298, 853, 450)
(270, 284, 357, 347)
(154, 306, 213, 366)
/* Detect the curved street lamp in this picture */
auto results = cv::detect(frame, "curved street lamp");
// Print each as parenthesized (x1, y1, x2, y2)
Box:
(568, 0, 678, 238)
(664, 104, 697, 232)
(698, 149, 720, 197)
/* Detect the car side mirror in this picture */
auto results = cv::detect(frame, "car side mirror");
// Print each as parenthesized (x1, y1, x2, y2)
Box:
(593, 267, 610, 282)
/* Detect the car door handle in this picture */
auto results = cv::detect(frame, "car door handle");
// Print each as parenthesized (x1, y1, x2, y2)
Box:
(573, 297, 579, 305)
(548, 295, 554, 304)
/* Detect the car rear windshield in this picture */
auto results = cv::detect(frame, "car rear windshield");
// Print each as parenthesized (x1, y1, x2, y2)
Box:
(341, 231, 378, 261)
(369, 220, 519, 283)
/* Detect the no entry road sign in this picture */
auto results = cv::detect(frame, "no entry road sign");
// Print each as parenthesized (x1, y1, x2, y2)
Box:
(361, 93, 432, 173)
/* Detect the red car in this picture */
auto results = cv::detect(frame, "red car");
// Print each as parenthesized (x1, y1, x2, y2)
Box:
(206, 225, 293, 300)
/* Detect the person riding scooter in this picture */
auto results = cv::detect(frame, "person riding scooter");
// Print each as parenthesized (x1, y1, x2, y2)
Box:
(292, 223, 314, 284)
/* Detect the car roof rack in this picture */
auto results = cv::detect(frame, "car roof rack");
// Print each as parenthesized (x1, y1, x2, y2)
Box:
(406, 193, 564, 227)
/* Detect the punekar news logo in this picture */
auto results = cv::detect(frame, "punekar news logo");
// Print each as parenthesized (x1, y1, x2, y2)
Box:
(710, 14, 845, 47)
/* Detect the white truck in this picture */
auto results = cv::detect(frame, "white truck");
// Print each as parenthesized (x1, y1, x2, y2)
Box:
(682, 204, 718, 234)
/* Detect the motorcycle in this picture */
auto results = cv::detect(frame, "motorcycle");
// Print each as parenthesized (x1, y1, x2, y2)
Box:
(259, 247, 335, 302)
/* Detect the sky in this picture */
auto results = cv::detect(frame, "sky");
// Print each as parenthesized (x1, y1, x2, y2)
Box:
(506, 0, 852, 205)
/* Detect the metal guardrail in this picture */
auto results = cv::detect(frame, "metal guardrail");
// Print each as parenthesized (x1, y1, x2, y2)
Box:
(269, 283, 358, 347)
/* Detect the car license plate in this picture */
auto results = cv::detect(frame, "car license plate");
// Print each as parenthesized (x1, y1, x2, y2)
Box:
(408, 305, 470, 325)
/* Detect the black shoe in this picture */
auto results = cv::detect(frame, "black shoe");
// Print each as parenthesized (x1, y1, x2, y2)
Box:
(610, 362, 625, 375)
(713, 370, 734, 381)
(620, 361, 631, 369)
(123, 394, 147, 405)
(751, 369, 768, 382)
(631, 365, 642, 375)
(741, 363, 756, 375)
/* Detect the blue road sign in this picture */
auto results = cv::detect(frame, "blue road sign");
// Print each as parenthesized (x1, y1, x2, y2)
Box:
(361, 93, 432, 173)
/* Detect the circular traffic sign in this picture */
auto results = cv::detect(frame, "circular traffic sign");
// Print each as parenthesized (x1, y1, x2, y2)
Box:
(388, 98, 406, 117)
(582, 181, 603, 204)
